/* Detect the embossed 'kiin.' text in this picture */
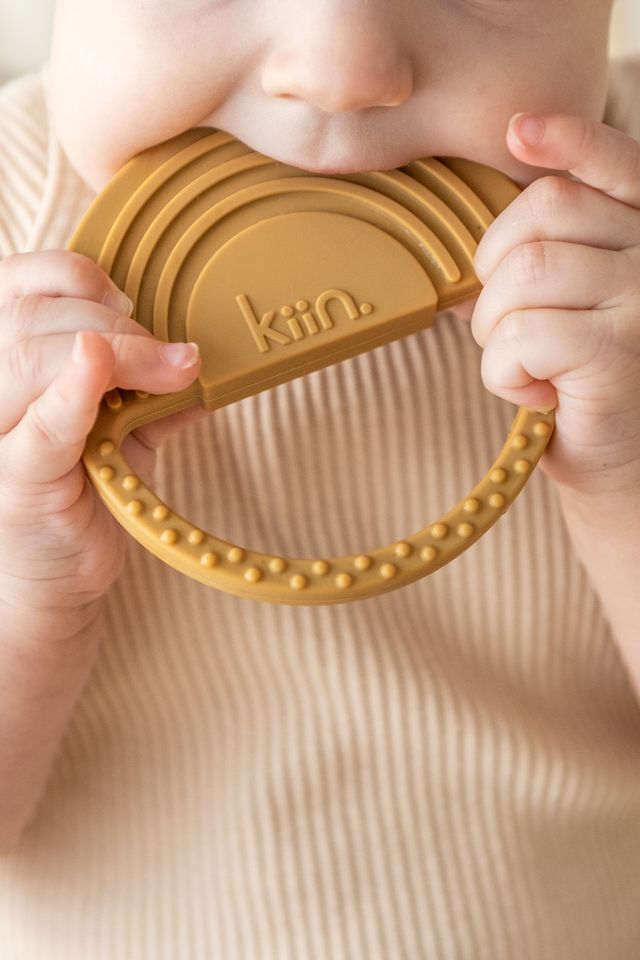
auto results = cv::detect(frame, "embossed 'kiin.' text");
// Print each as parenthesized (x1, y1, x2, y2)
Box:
(236, 290, 374, 354)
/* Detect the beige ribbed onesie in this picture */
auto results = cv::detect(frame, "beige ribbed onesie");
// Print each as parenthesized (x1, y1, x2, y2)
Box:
(0, 58, 640, 960)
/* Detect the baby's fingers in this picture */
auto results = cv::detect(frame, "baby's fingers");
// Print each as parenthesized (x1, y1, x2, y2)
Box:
(0, 332, 116, 488)
(0, 329, 200, 434)
(0, 331, 200, 488)
(0, 250, 131, 314)
(0, 293, 153, 353)
(479, 306, 614, 412)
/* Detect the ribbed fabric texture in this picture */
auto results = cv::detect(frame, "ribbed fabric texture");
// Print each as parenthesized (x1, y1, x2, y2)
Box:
(1, 61, 640, 960)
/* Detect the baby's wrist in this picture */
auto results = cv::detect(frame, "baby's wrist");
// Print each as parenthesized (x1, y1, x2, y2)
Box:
(0, 588, 106, 650)
(555, 477, 639, 534)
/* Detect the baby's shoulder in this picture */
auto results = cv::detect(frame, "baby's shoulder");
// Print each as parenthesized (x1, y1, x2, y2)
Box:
(0, 69, 50, 256)
(0, 68, 48, 133)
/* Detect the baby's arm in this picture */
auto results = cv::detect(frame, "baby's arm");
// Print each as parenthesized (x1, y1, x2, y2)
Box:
(0, 591, 106, 852)
(0, 251, 202, 852)
(557, 489, 640, 701)
(472, 112, 640, 701)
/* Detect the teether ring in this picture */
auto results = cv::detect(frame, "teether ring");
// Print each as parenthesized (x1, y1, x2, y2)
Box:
(69, 128, 555, 604)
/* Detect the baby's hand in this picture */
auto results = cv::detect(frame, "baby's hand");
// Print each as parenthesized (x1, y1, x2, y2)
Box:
(0, 251, 206, 611)
(471, 113, 640, 502)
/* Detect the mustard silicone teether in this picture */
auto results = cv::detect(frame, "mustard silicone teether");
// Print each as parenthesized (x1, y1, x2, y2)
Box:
(69, 128, 555, 604)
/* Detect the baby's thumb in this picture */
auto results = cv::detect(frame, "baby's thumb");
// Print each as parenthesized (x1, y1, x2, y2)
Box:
(2, 331, 116, 487)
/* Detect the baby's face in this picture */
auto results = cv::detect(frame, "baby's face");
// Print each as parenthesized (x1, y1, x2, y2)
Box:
(50, 0, 613, 193)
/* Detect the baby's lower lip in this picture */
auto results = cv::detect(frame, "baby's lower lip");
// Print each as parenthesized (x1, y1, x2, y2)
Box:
(287, 160, 382, 175)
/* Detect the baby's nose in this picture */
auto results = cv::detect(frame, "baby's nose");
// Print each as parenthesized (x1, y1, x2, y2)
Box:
(261, 12, 414, 113)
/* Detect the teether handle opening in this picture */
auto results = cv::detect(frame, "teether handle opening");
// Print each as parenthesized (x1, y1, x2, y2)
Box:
(83, 387, 554, 605)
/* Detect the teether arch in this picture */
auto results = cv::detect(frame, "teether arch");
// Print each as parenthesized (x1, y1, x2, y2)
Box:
(70, 128, 555, 604)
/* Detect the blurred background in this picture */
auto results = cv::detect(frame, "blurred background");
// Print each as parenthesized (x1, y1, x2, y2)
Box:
(1, 0, 640, 84)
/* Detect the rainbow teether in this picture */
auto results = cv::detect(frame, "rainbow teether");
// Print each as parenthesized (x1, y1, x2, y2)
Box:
(69, 128, 555, 604)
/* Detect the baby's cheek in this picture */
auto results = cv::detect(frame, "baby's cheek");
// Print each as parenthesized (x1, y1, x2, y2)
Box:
(52, 116, 127, 193)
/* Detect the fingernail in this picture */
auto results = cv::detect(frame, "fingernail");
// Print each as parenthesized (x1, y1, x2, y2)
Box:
(103, 289, 134, 316)
(72, 331, 87, 363)
(160, 342, 200, 369)
(513, 113, 545, 146)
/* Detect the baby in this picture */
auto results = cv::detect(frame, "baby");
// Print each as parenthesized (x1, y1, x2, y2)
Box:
(0, 0, 639, 957)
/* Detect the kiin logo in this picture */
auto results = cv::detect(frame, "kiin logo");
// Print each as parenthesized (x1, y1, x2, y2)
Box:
(236, 290, 374, 354)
